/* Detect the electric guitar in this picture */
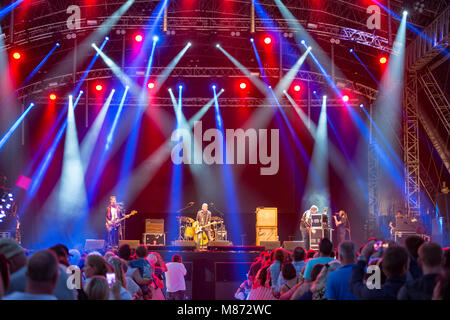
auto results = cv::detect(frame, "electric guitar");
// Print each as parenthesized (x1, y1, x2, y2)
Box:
(193, 221, 219, 234)
(106, 210, 138, 232)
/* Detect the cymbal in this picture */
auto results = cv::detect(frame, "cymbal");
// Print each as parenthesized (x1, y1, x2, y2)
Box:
(211, 216, 223, 221)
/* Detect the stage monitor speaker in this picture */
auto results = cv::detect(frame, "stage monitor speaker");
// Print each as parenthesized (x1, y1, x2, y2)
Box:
(171, 240, 197, 248)
(119, 240, 140, 249)
(283, 241, 305, 251)
(260, 241, 281, 251)
(208, 240, 231, 247)
(84, 239, 105, 251)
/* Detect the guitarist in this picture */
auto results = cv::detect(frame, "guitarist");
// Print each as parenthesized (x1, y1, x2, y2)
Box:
(195, 203, 212, 249)
(300, 205, 318, 250)
(106, 195, 123, 248)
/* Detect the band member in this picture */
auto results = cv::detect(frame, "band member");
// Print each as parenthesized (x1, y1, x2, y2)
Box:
(300, 205, 318, 250)
(388, 210, 404, 238)
(106, 195, 122, 248)
(334, 210, 350, 244)
(196, 203, 212, 249)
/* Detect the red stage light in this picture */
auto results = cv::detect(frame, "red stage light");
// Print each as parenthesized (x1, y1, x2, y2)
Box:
(13, 52, 21, 60)
(95, 84, 103, 92)
(239, 82, 247, 90)
(379, 56, 387, 64)
(148, 82, 155, 89)
(264, 37, 272, 45)
(135, 34, 143, 43)
(294, 85, 301, 92)
(342, 95, 349, 102)
(49, 94, 57, 101)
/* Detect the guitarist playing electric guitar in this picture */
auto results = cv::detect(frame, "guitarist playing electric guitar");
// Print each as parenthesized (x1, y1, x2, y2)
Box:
(195, 203, 213, 250)
(300, 205, 318, 251)
(106, 195, 138, 248)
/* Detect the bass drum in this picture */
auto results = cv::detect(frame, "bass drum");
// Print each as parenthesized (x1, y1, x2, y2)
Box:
(184, 226, 194, 239)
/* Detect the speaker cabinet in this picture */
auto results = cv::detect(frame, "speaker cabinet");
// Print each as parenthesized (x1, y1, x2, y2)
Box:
(283, 241, 305, 251)
(260, 240, 281, 251)
(119, 240, 140, 249)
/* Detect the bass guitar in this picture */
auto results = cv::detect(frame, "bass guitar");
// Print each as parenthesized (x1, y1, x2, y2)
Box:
(193, 221, 219, 234)
(106, 210, 138, 232)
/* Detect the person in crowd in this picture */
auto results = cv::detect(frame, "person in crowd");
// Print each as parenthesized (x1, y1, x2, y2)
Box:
(69, 249, 81, 267)
(325, 241, 358, 300)
(443, 248, 450, 274)
(311, 261, 341, 300)
(303, 238, 335, 280)
(247, 264, 277, 300)
(404, 235, 424, 280)
(150, 252, 167, 299)
(117, 243, 142, 299)
(4, 250, 58, 300)
(0, 254, 10, 299)
(269, 248, 284, 298)
(279, 263, 298, 295)
(432, 272, 450, 300)
(83, 254, 130, 300)
(165, 254, 187, 300)
(119, 259, 141, 298)
(289, 263, 325, 300)
(47, 244, 76, 300)
(104, 251, 116, 262)
(129, 245, 153, 299)
(306, 249, 316, 260)
(248, 252, 268, 287)
(0, 238, 27, 274)
(292, 247, 307, 277)
(351, 241, 408, 300)
(85, 276, 110, 300)
(398, 242, 443, 300)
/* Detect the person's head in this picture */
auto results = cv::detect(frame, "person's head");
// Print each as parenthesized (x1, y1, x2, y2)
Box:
(109, 257, 126, 289)
(433, 272, 450, 300)
(306, 249, 316, 259)
(0, 254, 10, 299)
(281, 263, 297, 281)
(104, 251, 116, 263)
(418, 242, 443, 272)
(381, 246, 409, 278)
(202, 203, 208, 212)
(49, 244, 70, 267)
(404, 235, 425, 260)
(256, 266, 270, 286)
(118, 243, 131, 261)
(25, 250, 59, 294)
(274, 248, 284, 263)
(310, 263, 324, 282)
(109, 195, 116, 205)
(135, 245, 148, 259)
(293, 247, 306, 262)
(319, 238, 333, 257)
(147, 253, 157, 266)
(172, 254, 182, 263)
(84, 254, 109, 278)
(0, 238, 27, 274)
(86, 276, 110, 300)
(310, 205, 318, 214)
(338, 241, 356, 264)
(396, 210, 403, 217)
(69, 249, 81, 266)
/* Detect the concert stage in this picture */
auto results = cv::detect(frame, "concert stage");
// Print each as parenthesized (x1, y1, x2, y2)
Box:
(148, 247, 260, 300)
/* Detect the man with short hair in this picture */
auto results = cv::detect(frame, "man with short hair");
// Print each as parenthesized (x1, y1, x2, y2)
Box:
(165, 254, 187, 300)
(0, 238, 27, 274)
(398, 242, 443, 300)
(4, 250, 59, 300)
(350, 241, 408, 300)
(303, 238, 335, 280)
(292, 247, 307, 277)
(299, 205, 318, 250)
(325, 241, 358, 300)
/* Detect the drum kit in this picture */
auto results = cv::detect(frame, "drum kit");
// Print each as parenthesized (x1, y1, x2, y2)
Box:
(177, 215, 227, 242)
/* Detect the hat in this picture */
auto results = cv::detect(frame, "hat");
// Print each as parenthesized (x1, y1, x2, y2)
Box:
(0, 238, 24, 260)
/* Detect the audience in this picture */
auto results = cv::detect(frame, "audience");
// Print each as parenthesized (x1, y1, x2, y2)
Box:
(0, 254, 10, 299)
(404, 236, 425, 280)
(85, 276, 110, 300)
(291, 263, 325, 300)
(397, 242, 443, 300)
(129, 245, 153, 299)
(292, 246, 307, 277)
(279, 263, 298, 295)
(432, 272, 450, 300)
(443, 248, 450, 274)
(311, 261, 341, 300)
(269, 248, 284, 297)
(303, 238, 335, 280)
(165, 254, 187, 300)
(351, 241, 409, 300)
(0, 238, 27, 274)
(325, 241, 358, 300)
(4, 250, 58, 300)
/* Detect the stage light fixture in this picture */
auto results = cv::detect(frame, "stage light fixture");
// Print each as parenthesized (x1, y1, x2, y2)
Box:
(294, 85, 301, 92)
(239, 82, 247, 90)
(153, 35, 159, 42)
(147, 82, 155, 89)
(187, 42, 192, 47)
(379, 56, 387, 64)
(342, 95, 349, 102)
(250, 38, 254, 42)
(264, 36, 272, 44)
(300, 40, 305, 45)
(212, 85, 216, 90)
(56, 43, 60, 47)
(403, 10, 408, 16)
(179, 85, 183, 90)
(49, 94, 57, 101)
(12, 52, 21, 60)
(216, 44, 220, 48)
(135, 34, 143, 42)
(95, 84, 103, 92)
(105, 37, 110, 41)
